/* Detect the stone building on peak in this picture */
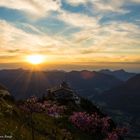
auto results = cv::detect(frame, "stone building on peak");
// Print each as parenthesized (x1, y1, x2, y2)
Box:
(47, 81, 80, 104)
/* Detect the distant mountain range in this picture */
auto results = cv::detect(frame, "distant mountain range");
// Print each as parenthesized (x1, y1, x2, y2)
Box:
(99, 69, 136, 81)
(0, 68, 139, 114)
(0, 69, 123, 99)
(96, 74, 140, 114)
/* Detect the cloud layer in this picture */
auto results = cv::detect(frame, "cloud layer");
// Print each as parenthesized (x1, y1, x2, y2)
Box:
(0, 0, 140, 68)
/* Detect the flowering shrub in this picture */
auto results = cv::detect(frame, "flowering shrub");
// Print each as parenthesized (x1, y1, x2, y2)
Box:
(47, 104, 66, 117)
(19, 96, 66, 117)
(105, 131, 119, 140)
(19, 96, 128, 140)
(19, 96, 43, 113)
(69, 112, 111, 133)
(105, 128, 128, 140)
(69, 112, 128, 140)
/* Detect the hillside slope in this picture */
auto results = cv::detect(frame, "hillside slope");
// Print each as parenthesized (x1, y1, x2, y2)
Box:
(0, 87, 126, 140)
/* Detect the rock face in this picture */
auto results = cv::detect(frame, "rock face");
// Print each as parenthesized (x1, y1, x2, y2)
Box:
(0, 90, 10, 97)
(0, 84, 7, 90)
(0, 84, 10, 97)
(47, 81, 80, 104)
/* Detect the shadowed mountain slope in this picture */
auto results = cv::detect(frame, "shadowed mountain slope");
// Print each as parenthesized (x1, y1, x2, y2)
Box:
(97, 74, 140, 114)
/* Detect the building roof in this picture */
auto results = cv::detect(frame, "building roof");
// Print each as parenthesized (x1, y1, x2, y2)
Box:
(50, 81, 72, 93)
(48, 82, 79, 100)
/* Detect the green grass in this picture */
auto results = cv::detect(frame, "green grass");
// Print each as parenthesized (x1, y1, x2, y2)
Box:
(0, 97, 106, 140)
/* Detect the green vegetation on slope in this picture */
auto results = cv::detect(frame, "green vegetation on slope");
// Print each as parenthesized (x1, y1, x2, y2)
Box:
(0, 96, 107, 140)
(0, 91, 127, 140)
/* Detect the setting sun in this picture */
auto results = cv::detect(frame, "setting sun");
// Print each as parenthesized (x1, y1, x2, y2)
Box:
(26, 55, 44, 65)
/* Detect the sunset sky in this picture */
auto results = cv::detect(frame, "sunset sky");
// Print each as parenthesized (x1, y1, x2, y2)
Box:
(0, 0, 140, 72)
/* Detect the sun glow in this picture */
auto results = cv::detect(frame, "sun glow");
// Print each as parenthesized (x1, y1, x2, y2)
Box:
(26, 55, 44, 65)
